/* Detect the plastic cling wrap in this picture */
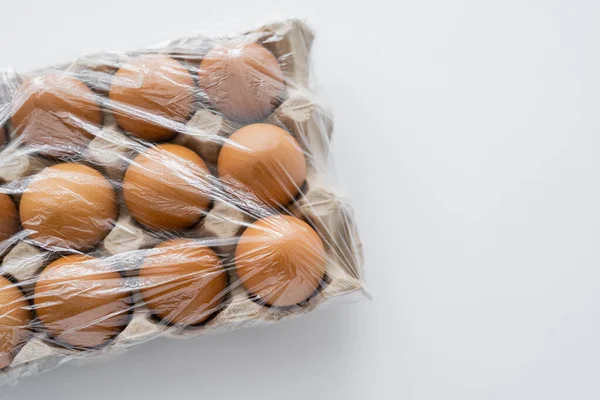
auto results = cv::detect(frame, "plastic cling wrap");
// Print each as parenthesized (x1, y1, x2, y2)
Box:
(0, 19, 365, 386)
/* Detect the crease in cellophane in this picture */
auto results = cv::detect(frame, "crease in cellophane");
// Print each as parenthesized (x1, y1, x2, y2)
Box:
(0, 19, 367, 388)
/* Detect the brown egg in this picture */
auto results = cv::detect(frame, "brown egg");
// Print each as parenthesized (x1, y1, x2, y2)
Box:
(198, 41, 284, 122)
(235, 215, 326, 307)
(0, 194, 19, 244)
(20, 164, 118, 251)
(11, 74, 102, 157)
(0, 126, 6, 147)
(139, 239, 227, 326)
(34, 255, 131, 349)
(109, 55, 197, 142)
(0, 276, 31, 369)
(218, 123, 306, 208)
(123, 144, 212, 231)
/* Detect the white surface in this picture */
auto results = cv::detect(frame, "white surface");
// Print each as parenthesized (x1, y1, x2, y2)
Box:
(1, 1, 600, 399)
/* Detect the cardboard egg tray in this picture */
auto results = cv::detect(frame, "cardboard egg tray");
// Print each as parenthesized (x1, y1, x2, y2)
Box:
(0, 20, 365, 383)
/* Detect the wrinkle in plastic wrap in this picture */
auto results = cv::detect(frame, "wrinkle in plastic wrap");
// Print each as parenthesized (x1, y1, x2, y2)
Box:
(0, 19, 366, 387)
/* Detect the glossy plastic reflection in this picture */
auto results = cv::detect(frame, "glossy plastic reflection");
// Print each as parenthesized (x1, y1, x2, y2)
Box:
(0, 20, 365, 385)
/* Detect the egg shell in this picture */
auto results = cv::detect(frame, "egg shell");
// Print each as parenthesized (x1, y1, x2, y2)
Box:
(218, 123, 307, 208)
(138, 239, 228, 326)
(122, 144, 212, 231)
(11, 74, 102, 157)
(109, 55, 197, 142)
(198, 41, 284, 123)
(0, 194, 19, 244)
(19, 163, 118, 251)
(235, 214, 326, 307)
(34, 254, 131, 349)
(0, 276, 31, 370)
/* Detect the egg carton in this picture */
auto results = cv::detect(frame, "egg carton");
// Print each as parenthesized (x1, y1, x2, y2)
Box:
(0, 19, 365, 384)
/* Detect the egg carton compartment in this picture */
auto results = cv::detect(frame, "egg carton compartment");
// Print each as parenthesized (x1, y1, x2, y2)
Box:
(0, 19, 365, 385)
(0, 191, 364, 382)
(6, 254, 362, 382)
(0, 144, 54, 184)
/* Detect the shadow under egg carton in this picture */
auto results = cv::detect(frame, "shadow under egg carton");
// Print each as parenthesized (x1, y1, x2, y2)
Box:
(0, 19, 364, 381)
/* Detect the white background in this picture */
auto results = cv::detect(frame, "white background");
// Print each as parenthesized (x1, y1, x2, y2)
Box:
(1, 0, 600, 399)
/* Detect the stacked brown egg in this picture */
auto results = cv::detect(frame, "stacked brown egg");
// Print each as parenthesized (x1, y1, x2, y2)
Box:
(0, 38, 327, 368)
